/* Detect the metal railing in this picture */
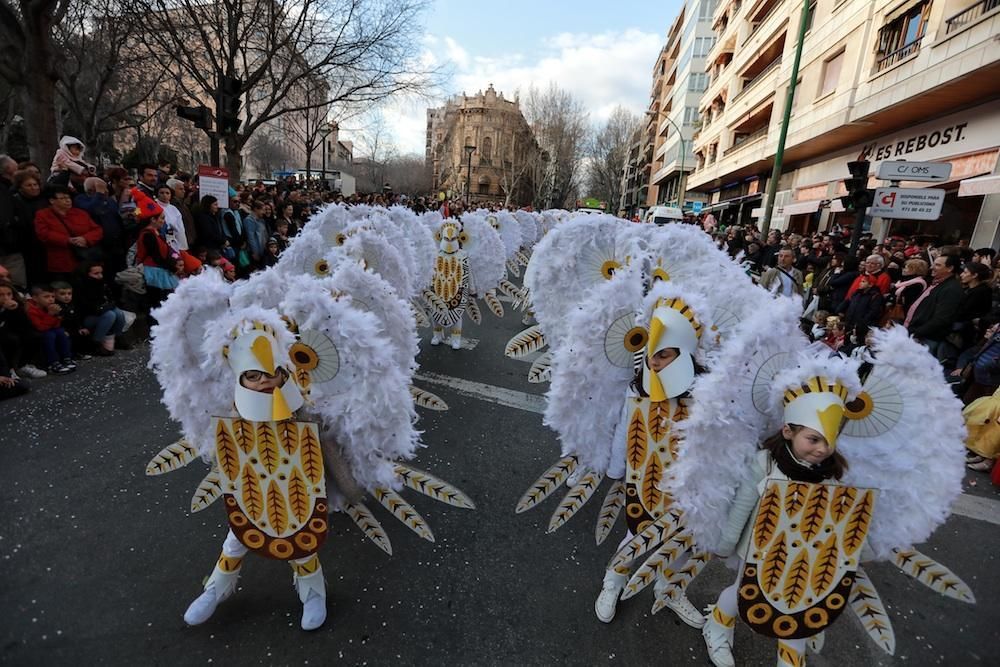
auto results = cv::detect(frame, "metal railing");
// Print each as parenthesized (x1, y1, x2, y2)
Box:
(745, 0, 784, 42)
(946, 0, 1000, 33)
(723, 126, 768, 155)
(733, 56, 782, 101)
(873, 37, 922, 73)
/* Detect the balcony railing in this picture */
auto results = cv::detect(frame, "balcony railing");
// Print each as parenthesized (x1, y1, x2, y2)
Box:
(946, 0, 1000, 33)
(732, 56, 782, 101)
(873, 37, 922, 73)
(745, 0, 784, 42)
(723, 126, 768, 155)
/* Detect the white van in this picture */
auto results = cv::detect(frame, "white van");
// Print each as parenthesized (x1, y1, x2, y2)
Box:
(645, 206, 684, 225)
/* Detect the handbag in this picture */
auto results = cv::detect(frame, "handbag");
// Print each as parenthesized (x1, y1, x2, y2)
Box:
(56, 216, 104, 263)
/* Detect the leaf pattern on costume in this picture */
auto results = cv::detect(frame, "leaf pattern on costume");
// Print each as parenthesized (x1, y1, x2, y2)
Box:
(761, 531, 788, 595)
(299, 426, 323, 484)
(485, 290, 504, 318)
(514, 456, 577, 513)
(504, 325, 546, 358)
(777, 642, 805, 667)
(641, 456, 662, 509)
(256, 422, 279, 474)
(783, 482, 808, 518)
(241, 462, 263, 521)
(190, 468, 223, 513)
(800, 484, 829, 542)
(266, 479, 288, 534)
(850, 566, 896, 655)
(783, 548, 810, 608)
(830, 485, 857, 523)
(145, 439, 199, 476)
(278, 421, 299, 455)
(753, 483, 782, 550)
(626, 407, 647, 471)
(287, 467, 310, 524)
(890, 548, 975, 603)
(648, 401, 669, 442)
(466, 297, 482, 324)
(216, 421, 240, 481)
(843, 490, 873, 555)
(232, 419, 255, 454)
(810, 533, 840, 598)
(595, 480, 625, 545)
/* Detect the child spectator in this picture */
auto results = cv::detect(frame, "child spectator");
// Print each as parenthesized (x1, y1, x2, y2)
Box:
(838, 275, 885, 346)
(261, 237, 281, 268)
(48, 136, 96, 190)
(273, 219, 290, 253)
(810, 309, 830, 342)
(75, 262, 129, 356)
(51, 280, 91, 359)
(25, 284, 76, 374)
(0, 278, 46, 378)
(822, 315, 846, 352)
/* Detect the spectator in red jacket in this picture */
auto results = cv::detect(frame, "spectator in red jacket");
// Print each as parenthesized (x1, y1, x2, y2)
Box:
(844, 254, 891, 299)
(25, 284, 76, 375)
(33, 184, 103, 280)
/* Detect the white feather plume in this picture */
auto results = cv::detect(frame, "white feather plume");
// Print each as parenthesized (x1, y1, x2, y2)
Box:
(513, 210, 539, 249)
(839, 326, 967, 559)
(459, 212, 505, 294)
(495, 210, 523, 258)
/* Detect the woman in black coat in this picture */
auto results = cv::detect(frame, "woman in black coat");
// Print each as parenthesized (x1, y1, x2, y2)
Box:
(826, 255, 860, 314)
(194, 196, 226, 252)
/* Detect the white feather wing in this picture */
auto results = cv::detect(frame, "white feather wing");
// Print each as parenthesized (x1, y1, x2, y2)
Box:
(839, 326, 966, 559)
(544, 268, 644, 474)
(460, 213, 505, 293)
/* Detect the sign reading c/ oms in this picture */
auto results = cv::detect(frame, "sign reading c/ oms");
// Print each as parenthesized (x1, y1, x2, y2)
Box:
(876, 160, 953, 182)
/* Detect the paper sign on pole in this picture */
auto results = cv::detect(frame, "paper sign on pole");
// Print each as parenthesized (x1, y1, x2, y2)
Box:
(198, 165, 231, 204)
(869, 187, 945, 220)
(876, 160, 952, 182)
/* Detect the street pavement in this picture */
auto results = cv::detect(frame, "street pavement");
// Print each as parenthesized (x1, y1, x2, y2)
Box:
(2, 301, 999, 666)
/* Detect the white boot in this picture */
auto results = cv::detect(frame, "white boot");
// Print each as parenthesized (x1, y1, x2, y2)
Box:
(430, 330, 443, 346)
(702, 604, 736, 667)
(663, 591, 706, 628)
(183, 561, 241, 626)
(294, 563, 327, 631)
(450, 333, 462, 350)
(595, 569, 628, 623)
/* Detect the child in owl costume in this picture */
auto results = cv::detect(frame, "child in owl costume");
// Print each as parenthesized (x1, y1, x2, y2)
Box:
(426, 218, 470, 349)
(669, 301, 974, 666)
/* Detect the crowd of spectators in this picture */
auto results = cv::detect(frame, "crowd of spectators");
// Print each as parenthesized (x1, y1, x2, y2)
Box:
(0, 137, 443, 400)
(696, 216, 1000, 475)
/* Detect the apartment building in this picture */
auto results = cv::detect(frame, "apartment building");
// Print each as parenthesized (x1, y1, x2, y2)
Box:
(644, 2, 717, 211)
(688, 0, 1000, 244)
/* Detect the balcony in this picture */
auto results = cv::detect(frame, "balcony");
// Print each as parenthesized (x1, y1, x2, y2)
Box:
(723, 126, 768, 155)
(945, 0, 1000, 33)
(732, 55, 782, 102)
(872, 37, 922, 74)
(744, 0, 784, 44)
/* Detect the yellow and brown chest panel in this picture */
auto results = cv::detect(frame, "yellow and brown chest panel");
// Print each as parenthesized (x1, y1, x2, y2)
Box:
(738, 480, 877, 639)
(213, 417, 328, 560)
(623, 397, 688, 535)
(433, 254, 468, 305)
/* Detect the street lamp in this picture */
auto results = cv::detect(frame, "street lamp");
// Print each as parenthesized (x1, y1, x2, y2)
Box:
(319, 121, 336, 187)
(464, 144, 476, 206)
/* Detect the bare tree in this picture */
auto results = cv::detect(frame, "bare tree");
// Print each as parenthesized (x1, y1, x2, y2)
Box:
(0, 0, 72, 163)
(586, 106, 641, 214)
(247, 130, 290, 178)
(55, 0, 178, 152)
(523, 83, 588, 209)
(279, 83, 332, 179)
(383, 154, 430, 195)
(130, 0, 439, 182)
(354, 110, 396, 192)
(497, 133, 538, 207)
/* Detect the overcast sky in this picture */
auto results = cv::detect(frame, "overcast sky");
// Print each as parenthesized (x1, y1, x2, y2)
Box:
(345, 0, 685, 156)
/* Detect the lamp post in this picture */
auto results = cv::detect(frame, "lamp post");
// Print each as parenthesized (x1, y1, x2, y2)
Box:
(319, 121, 335, 188)
(464, 144, 476, 206)
(646, 111, 687, 208)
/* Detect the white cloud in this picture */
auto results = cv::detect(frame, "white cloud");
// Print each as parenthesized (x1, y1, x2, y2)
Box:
(355, 28, 663, 156)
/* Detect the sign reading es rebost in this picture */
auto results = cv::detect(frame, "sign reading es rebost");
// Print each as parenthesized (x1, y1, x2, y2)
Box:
(876, 160, 953, 182)
(869, 187, 945, 221)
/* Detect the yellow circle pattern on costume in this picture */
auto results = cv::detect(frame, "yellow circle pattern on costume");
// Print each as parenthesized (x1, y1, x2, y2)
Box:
(844, 391, 874, 420)
(229, 511, 248, 527)
(309, 517, 327, 533)
(740, 583, 760, 600)
(626, 502, 644, 518)
(601, 260, 621, 279)
(289, 342, 319, 371)
(772, 615, 798, 637)
(804, 607, 829, 629)
(295, 532, 318, 551)
(748, 602, 772, 624)
(624, 327, 648, 352)
(269, 538, 294, 559)
(826, 593, 845, 610)
(242, 528, 265, 549)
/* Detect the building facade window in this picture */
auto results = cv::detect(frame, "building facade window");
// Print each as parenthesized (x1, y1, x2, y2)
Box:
(699, 0, 718, 20)
(818, 49, 844, 97)
(481, 136, 492, 161)
(683, 106, 700, 125)
(874, 0, 931, 72)
(688, 72, 709, 91)
(805, 0, 818, 31)
(694, 36, 716, 56)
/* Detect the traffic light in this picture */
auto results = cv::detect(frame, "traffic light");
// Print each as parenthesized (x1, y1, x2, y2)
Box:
(176, 105, 213, 131)
(218, 75, 243, 135)
(841, 160, 874, 212)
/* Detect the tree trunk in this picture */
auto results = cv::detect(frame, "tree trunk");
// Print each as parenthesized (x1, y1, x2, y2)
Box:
(22, 15, 60, 165)
(305, 148, 312, 180)
(224, 136, 243, 184)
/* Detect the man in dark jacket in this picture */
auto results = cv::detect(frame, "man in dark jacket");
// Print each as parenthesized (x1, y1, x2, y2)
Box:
(907, 254, 964, 353)
(74, 177, 125, 280)
(0, 155, 24, 288)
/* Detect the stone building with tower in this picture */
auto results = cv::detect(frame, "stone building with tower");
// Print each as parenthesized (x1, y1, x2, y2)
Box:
(426, 85, 544, 207)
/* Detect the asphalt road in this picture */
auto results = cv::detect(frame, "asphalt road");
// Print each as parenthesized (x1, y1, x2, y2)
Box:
(2, 300, 998, 666)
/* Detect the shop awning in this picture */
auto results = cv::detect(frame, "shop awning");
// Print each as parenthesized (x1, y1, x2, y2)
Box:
(959, 174, 1000, 197)
(782, 199, 823, 216)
